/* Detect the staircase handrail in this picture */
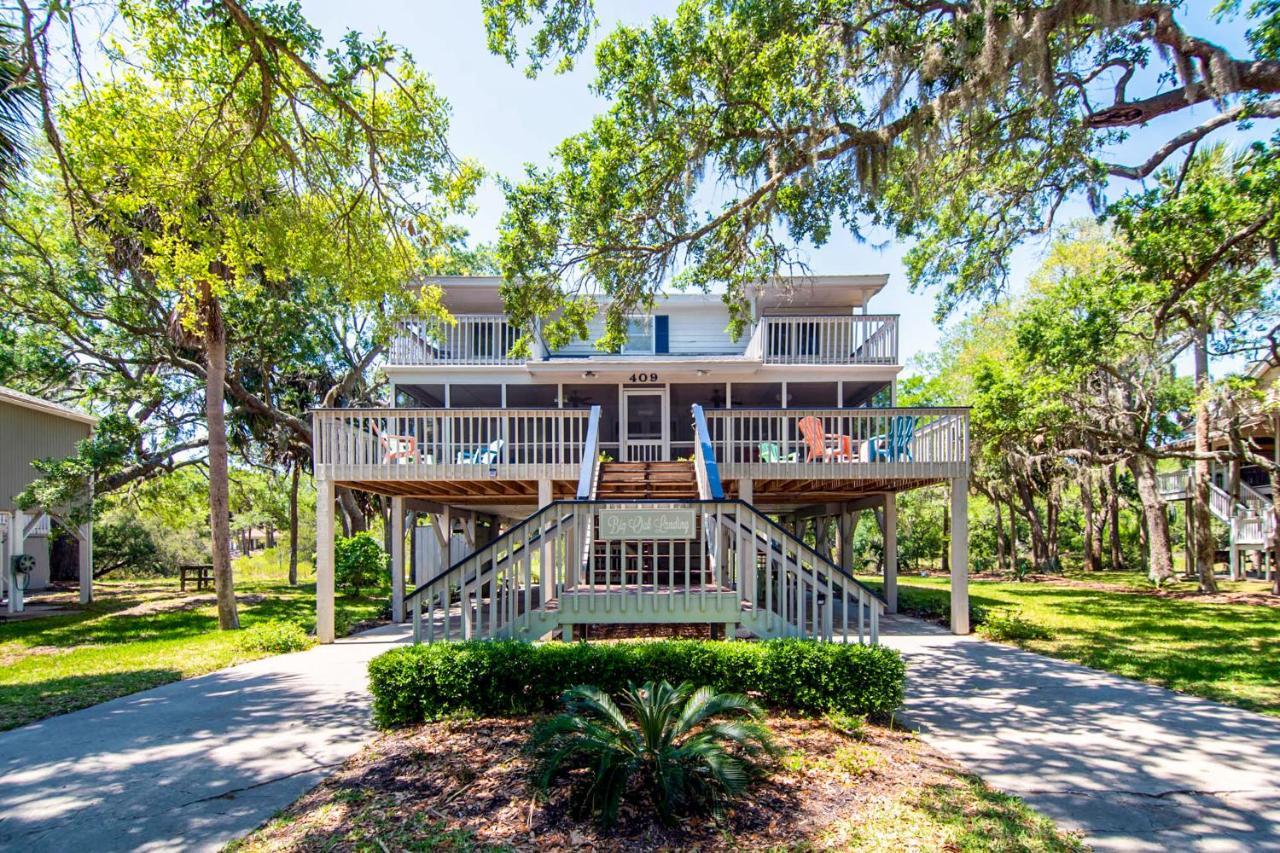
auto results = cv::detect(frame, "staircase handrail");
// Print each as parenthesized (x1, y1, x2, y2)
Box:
(405, 501, 575, 606)
(691, 403, 724, 500)
(576, 404, 603, 500)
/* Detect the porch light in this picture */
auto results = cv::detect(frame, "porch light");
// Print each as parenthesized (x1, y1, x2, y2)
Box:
(696, 369, 708, 376)
(582, 370, 596, 378)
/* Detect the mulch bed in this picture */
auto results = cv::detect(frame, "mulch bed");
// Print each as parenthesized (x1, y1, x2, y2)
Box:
(235, 715, 981, 851)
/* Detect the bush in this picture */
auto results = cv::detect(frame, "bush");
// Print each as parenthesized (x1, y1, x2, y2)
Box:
(976, 609, 1053, 642)
(335, 532, 385, 596)
(367, 639, 905, 728)
(238, 621, 316, 654)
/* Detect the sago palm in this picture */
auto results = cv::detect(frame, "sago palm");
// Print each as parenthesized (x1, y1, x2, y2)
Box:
(530, 680, 778, 826)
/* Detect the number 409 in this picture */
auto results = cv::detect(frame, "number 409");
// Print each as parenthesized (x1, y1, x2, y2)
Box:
(628, 373, 659, 383)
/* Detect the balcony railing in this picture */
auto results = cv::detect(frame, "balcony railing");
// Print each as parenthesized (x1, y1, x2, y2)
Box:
(704, 407, 969, 479)
(388, 315, 522, 366)
(751, 314, 898, 365)
(313, 408, 590, 481)
(388, 313, 899, 366)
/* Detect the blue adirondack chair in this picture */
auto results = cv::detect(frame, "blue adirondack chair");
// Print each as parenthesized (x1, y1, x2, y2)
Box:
(865, 416, 917, 462)
(457, 438, 505, 464)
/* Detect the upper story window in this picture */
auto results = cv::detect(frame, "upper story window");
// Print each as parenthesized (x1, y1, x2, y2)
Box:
(622, 316, 654, 354)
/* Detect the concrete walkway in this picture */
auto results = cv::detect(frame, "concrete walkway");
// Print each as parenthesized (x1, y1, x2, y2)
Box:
(881, 614, 1280, 852)
(0, 622, 412, 853)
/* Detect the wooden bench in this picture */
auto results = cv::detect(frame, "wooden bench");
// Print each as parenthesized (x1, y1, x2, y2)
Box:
(179, 563, 215, 592)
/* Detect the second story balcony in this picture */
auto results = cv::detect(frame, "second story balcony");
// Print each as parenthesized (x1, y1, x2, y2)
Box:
(386, 313, 898, 368)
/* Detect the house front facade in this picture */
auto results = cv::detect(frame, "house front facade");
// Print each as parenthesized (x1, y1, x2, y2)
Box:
(311, 275, 971, 644)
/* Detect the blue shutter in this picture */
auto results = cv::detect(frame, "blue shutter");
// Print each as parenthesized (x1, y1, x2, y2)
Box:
(654, 315, 669, 353)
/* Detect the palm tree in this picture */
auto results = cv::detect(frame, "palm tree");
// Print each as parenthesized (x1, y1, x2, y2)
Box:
(530, 680, 779, 827)
(0, 26, 33, 187)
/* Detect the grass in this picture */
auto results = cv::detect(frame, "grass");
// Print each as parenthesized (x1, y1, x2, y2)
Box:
(0, 571, 384, 731)
(872, 573, 1280, 716)
(834, 771, 1084, 852)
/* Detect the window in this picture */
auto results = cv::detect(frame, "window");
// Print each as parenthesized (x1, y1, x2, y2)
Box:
(622, 316, 654, 354)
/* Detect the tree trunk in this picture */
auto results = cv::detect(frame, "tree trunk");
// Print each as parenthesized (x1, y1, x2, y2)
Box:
(338, 486, 366, 534)
(288, 460, 300, 586)
(204, 292, 240, 630)
(1015, 478, 1048, 568)
(1129, 454, 1175, 584)
(1081, 467, 1099, 572)
(1046, 477, 1061, 569)
(1192, 329, 1219, 592)
(1106, 464, 1123, 570)
(994, 499, 1008, 572)
(1009, 499, 1019, 569)
(941, 500, 950, 573)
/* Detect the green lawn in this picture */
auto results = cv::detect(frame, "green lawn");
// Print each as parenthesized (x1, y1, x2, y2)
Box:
(0, 576, 385, 731)
(872, 573, 1280, 716)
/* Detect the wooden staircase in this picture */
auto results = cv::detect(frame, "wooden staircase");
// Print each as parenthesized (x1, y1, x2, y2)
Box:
(595, 461, 699, 500)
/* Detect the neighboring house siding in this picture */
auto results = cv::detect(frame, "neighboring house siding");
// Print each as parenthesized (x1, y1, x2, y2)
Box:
(0, 400, 92, 513)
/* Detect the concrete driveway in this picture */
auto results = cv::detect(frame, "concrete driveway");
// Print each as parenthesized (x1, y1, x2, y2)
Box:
(0, 622, 412, 852)
(882, 614, 1280, 852)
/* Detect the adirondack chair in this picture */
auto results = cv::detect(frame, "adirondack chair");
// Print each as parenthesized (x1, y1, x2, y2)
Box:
(865, 416, 917, 462)
(797, 416, 833, 462)
(758, 441, 798, 463)
(457, 438, 505, 464)
(371, 422, 417, 464)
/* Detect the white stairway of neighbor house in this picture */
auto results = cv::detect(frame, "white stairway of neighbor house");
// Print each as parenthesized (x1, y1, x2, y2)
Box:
(1157, 469, 1274, 577)
(404, 406, 886, 645)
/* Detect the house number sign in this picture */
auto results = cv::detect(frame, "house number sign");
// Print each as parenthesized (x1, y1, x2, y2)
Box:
(598, 509, 696, 540)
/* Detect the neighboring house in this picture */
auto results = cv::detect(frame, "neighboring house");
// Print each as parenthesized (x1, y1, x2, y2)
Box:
(311, 275, 971, 643)
(0, 386, 96, 604)
(1158, 354, 1279, 578)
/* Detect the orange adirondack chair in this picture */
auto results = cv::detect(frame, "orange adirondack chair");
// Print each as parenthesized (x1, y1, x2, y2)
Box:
(796, 416, 831, 462)
(371, 422, 417, 464)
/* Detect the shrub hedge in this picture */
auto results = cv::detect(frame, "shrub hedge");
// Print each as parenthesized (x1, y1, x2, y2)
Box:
(368, 639, 905, 728)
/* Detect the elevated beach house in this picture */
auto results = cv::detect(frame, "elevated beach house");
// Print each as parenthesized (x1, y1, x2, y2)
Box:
(311, 275, 971, 643)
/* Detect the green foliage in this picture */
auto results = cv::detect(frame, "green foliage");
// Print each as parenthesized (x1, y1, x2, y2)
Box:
(977, 609, 1054, 643)
(367, 639, 905, 728)
(236, 621, 316, 654)
(92, 517, 165, 578)
(822, 709, 868, 741)
(334, 532, 385, 597)
(488, 0, 1280, 331)
(530, 680, 778, 826)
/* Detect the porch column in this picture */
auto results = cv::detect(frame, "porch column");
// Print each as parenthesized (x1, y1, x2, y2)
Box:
(390, 496, 405, 623)
(738, 478, 752, 503)
(882, 494, 898, 614)
(8, 510, 28, 614)
(77, 520, 93, 604)
(950, 477, 970, 635)
(316, 476, 336, 644)
(838, 509, 853, 572)
(539, 480, 554, 604)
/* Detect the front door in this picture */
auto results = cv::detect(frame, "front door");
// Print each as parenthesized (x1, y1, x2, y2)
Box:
(621, 388, 668, 462)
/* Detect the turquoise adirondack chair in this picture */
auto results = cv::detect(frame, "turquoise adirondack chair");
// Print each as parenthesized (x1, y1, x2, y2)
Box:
(456, 438, 505, 464)
(758, 442, 798, 463)
(865, 416, 917, 462)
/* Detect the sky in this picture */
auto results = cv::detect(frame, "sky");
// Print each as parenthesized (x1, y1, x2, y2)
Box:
(299, 2, 1266, 370)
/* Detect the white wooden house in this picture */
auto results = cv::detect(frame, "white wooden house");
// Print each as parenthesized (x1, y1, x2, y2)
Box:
(311, 275, 971, 643)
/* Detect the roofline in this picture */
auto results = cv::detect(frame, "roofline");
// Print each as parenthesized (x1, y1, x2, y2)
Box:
(0, 385, 98, 426)
(410, 273, 890, 295)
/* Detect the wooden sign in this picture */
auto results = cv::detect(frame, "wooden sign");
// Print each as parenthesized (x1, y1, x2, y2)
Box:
(598, 509, 696, 540)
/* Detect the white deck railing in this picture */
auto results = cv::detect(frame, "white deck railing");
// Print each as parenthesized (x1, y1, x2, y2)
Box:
(753, 315, 898, 365)
(704, 407, 969, 479)
(388, 315, 522, 365)
(312, 407, 589, 481)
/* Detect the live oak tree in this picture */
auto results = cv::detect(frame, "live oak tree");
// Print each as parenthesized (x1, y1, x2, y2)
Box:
(483, 0, 1280, 345)
(33, 1, 477, 629)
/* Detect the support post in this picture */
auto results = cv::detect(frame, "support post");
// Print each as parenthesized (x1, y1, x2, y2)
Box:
(78, 521, 93, 605)
(950, 477, 970, 635)
(315, 477, 336, 644)
(882, 494, 898, 614)
(538, 479, 553, 603)
(739, 478, 752, 504)
(390, 496, 405, 623)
